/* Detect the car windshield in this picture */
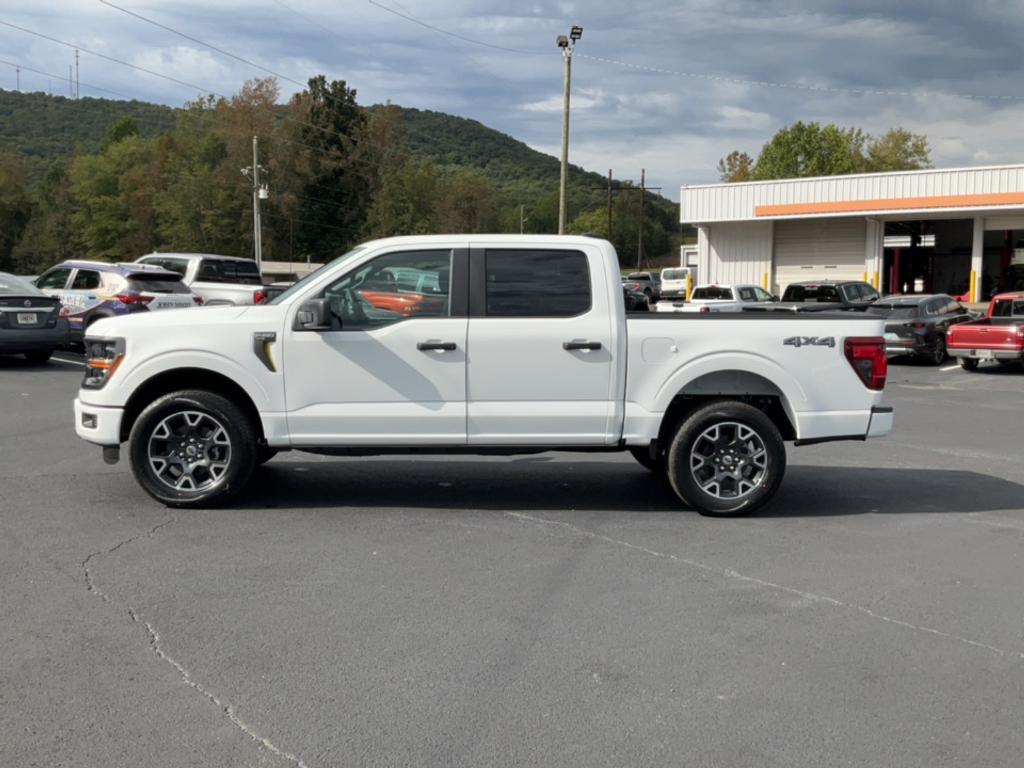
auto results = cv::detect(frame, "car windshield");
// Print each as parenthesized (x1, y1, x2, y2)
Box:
(662, 269, 687, 280)
(0, 273, 43, 296)
(269, 247, 366, 305)
(692, 287, 733, 300)
(867, 304, 919, 319)
(783, 285, 841, 302)
(991, 299, 1024, 317)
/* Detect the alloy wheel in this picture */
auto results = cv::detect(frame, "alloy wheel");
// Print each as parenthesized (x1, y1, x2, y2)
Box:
(689, 421, 768, 500)
(147, 410, 232, 492)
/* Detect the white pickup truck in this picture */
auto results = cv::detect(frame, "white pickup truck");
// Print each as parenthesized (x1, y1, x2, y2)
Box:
(135, 253, 273, 306)
(74, 236, 892, 516)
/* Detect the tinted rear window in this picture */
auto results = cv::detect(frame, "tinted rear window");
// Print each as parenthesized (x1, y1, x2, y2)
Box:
(992, 299, 1024, 317)
(485, 250, 590, 317)
(198, 259, 262, 284)
(692, 287, 733, 301)
(868, 304, 919, 319)
(127, 276, 190, 293)
(783, 285, 841, 302)
(662, 270, 687, 281)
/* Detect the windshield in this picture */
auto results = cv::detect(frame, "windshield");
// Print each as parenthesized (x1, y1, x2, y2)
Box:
(269, 247, 366, 305)
(0, 273, 43, 296)
(692, 287, 733, 301)
(867, 304, 919, 319)
(991, 298, 1024, 317)
(662, 269, 687, 281)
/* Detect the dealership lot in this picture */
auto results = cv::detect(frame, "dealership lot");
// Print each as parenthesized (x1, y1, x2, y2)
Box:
(2, 354, 1024, 768)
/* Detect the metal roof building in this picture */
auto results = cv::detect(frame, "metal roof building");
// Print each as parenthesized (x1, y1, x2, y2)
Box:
(680, 164, 1024, 302)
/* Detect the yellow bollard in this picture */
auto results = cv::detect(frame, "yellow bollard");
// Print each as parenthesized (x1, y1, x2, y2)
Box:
(969, 270, 977, 303)
(873, 272, 880, 290)
(763, 272, 769, 290)
(685, 273, 693, 300)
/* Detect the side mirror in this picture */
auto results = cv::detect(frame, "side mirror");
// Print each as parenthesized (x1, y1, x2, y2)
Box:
(771, 294, 780, 302)
(295, 298, 332, 331)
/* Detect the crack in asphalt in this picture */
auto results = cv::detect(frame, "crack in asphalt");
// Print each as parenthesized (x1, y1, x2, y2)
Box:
(81, 516, 310, 768)
(506, 511, 1024, 662)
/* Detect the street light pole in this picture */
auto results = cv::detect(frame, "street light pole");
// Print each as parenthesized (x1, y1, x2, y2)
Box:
(557, 25, 582, 235)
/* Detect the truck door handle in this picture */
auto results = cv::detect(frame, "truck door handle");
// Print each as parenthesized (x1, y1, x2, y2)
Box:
(563, 340, 602, 351)
(417, 341, 457, 351)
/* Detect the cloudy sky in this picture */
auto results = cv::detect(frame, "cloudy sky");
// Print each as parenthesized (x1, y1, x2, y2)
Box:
(2, 0, 1024, 199)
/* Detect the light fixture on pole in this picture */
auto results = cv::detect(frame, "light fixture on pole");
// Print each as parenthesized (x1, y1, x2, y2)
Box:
(556, 24, 582, 235)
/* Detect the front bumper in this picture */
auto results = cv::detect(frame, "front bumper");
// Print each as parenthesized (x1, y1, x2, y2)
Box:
(948, 347, 1024, 361)
(74, 398, 124, 446)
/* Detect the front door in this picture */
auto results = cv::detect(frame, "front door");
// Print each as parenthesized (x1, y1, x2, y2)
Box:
(466, 245, 617, 445)
(284, 247, 468, 446)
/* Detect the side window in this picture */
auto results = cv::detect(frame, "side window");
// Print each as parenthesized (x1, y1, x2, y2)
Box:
(842, 284, 862, 302)
(738, 287, 756, 302)
(71, 269, 102, 290)
(37, 267, 72, 290)
(485, 249, 590, 317)
(947, 300, 964, 314)
(861, 286, 879, 303)
(753, 287, 773, 302)
(322, 249, 451, 331)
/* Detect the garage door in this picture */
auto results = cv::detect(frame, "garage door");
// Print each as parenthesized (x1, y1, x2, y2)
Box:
(773, 218, 866, 295)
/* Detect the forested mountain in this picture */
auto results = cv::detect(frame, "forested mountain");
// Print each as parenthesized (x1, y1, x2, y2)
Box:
(0, 84, 680, 272)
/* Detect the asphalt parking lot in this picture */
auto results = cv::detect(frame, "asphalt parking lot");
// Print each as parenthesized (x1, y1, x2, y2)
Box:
(3, 352, 1024, 768)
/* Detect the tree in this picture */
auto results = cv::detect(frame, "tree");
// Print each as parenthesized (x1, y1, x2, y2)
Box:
(0, 151, 32, 271)
(11, 159, 78, 273)
(865, 128, 931, 172)
(434, 171, 497, 233)
(363, 158, 439, 237)
(717, 150, 754, 182)
(751, 122, 865, 180)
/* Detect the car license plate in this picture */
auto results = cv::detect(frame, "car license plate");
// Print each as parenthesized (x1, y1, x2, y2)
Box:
(16, 312, 38, 325)
(977, 349, 994, 359)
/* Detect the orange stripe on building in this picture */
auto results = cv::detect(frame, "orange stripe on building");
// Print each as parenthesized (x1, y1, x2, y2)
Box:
(754, 192, 1024, 217)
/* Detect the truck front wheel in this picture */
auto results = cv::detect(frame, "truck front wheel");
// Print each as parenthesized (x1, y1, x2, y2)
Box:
(128, 390, 258, 508)
(666, 401, 786, 517)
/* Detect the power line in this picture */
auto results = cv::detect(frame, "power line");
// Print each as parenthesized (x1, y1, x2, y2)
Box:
(364, 0, 548, 55)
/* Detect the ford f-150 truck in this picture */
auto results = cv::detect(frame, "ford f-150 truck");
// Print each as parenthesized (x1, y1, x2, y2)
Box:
(947, 291, 1024, 370)
(74, 236, 893, 516)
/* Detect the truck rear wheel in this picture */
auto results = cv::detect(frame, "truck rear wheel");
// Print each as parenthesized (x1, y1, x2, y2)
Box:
(129, 389, 257, 508)
(666, 400, 786, 517)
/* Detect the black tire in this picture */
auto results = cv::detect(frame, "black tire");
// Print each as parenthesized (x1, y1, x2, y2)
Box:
(927, 335, 947, 365)
(629, 445, 665, 473)
(23, 348, 53, 364)
(960, 357, 979, 372)
(129, 389, 257, 508)
(256, 445, 278, 465)
(665, 400, 786, 517)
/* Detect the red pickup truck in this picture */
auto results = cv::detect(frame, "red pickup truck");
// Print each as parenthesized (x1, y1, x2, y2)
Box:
(948, 292, 1024, 371)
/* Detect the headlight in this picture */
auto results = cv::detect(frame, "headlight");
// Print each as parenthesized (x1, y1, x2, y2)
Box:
(82, 337, 125, 390)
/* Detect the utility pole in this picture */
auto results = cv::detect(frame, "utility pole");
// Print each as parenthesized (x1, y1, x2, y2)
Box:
(637, 169, 645, 271)
(520, 204, 528, 234)
(251, 136, 263, 270)
(556, 25, 583, 235)
(15, 66, 19, 92)
(75, 49, 79, 98)
(606, 169, 613, 239)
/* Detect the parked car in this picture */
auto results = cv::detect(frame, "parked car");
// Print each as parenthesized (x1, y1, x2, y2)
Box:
(947, 291, 1024, 371)
(135, 253, 275, 306)
(74, 235, 892, 517)
(659, 267, 693, 301)
(623, 283, 650, 311)
(780, 280, 880, 310)
(0, 272, 69, 363)
(35, 261, 201, 342)
(867, 294, 973, 364)
(622, 271, 661, 301)
(657, 283, 775, 313)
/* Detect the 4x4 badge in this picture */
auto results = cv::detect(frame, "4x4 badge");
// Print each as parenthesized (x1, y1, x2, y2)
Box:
(784, 336, 835, 348)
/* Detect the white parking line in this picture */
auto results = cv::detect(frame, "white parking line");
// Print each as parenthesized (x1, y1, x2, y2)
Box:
(52, 357, 85, 366)
(939, 365, 960, 371)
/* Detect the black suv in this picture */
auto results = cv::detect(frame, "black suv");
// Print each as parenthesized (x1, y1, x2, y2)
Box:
(781, 280, 880, 309)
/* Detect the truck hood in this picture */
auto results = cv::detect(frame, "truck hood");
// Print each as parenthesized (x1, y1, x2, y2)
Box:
(87, 305, 252, 338)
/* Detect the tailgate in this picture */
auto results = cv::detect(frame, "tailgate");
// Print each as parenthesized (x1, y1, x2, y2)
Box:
(949, 321, 1020, 349)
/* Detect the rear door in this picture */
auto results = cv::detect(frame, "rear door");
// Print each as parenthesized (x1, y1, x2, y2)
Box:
(466, 244, 617, 445)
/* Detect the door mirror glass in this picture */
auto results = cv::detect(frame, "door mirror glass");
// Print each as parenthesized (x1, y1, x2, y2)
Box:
(295, 298, 331, 330)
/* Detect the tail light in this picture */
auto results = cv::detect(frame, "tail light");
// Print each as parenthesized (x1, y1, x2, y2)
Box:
(844, 337, 887, 391)
(192, 295, 204, 306)
(699, 305, 710, 313)
(253, 289, 269, 304)
(116, 293, 153, 306)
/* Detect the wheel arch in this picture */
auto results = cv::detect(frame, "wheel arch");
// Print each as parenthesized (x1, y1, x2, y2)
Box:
(655, 369, 798, 447)
(120, 367, 265, 443)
